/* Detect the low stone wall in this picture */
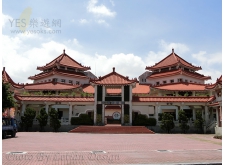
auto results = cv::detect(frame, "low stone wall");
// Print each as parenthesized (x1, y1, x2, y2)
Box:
(215, 127, 222, 136)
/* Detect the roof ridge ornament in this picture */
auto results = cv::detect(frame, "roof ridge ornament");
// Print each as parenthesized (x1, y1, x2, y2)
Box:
(63, 49, 65, 54)
(172, 48, 174, 53)
(113, 67, 115, 72)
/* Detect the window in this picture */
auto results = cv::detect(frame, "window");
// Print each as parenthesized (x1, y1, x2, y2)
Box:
(53, 78, 58, 82)
(190, 80, 192, 83)
(185, 79, 188, 82)
(178, 78, 183, 82)
(48, 79, 51, 82)
(163, 81, 167, 84)
(76, 81, 80, 85)
(156, 82, 160, 85)
(142, 79, 144, 82)
(170, 79, 174, 83)
(61, 79, 66, 83)
(69, 80, 73, 84)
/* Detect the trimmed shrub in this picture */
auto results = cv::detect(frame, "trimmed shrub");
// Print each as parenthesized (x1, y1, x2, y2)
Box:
(124, 114, 129, 123)
(71, 114, 93, 125)
(133, 114, 156, 126)
(146, 118, 156, 126)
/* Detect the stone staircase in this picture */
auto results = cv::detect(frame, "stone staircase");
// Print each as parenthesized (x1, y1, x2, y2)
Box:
(69, 125, 155, 134)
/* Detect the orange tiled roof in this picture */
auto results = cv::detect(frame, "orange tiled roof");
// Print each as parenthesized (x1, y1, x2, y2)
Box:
(83, 83, 149, 94)
(132, 96, 212, 102)
(15, 95, 94, 102)
(2, 67, 24, 89)
(146, 50, 201, 71)
(37, 50, 90, 71)
(132, 83, 150, 94)
(208, 102, 220, 107)
(147, 68, 211, 80)
(205, 75, 222, 89)
(91, 67, 137, 85)
(24, 82, 80, 91)
(29, 68, 88, 80)
(152, 82, 206, 91)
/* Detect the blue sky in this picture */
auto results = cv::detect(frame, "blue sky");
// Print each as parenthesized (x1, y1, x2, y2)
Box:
(2, 0, 222, 83)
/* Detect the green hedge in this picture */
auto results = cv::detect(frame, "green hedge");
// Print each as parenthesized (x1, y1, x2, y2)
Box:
(71, 114, 93, 125)
(133, 114, 156, 126)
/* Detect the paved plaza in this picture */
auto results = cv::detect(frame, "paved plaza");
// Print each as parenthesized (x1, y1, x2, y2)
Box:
(2, 132, 222, 165)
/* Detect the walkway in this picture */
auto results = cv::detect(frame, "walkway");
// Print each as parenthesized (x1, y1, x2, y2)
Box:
(2, 133, 222, 165)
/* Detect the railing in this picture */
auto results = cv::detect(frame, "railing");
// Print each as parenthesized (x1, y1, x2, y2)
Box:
(33, 117, 70, 125)
(206, 120, 216, 131)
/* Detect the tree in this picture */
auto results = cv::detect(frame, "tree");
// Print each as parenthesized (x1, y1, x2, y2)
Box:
(2, 82, 16, 111)
(178, 110, 189, 133)
(48, 108, 61, 132)
(194, 111, 204, 133)
(36, 108, 48, 132)
(21, 107, 36, 131)
(160, 113, 175, 133)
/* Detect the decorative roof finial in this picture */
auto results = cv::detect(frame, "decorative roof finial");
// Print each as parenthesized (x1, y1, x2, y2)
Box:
(63, 49, 65, 54)
(172, 48, 174, 53)
(113, 67, 115, 72)
(3, 67, 5, 71)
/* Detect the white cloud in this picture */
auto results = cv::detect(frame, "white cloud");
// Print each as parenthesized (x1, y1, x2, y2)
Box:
(2, 13, 13, 28)
(87, 0, 116, 17)
(192, 51, 222, 66)
(79, 19, 88, 24)
(109, 0, 115, 6)
(96, 19, 109, 26)
(2, 35, 221, 84)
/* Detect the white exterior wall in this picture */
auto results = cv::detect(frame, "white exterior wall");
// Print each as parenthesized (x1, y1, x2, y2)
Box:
(132, 106, 154, 116)
(73, 105, 94, 114)
(146, 74, 204, 85)
(58, 108, 69, 118)
(33, 74, 89, 85)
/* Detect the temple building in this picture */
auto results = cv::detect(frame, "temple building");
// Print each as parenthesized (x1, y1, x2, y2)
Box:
(2, 49, 222, 133)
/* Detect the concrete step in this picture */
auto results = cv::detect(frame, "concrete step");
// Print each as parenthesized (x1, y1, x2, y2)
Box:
(69, 126, 155, 134)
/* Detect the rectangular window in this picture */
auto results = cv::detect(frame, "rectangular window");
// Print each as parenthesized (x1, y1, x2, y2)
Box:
(178, 78, 183, 82)
(53, 78, 58, 82)
(76, 81, 80, 85)
(190, 80, 192, 83)
(163, 81, 167, 84)
(156, 82, 160, 85)
(69, 80, 73, 84)
(61, 79, 65, 83)
(185, 79, 188, 82)
(170, 79, 174, 83)
(48, 79, 51, 82)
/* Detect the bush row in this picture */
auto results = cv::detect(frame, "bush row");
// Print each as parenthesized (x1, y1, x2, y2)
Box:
(133, 114, 156, 126)
(71, 114, 93, 125)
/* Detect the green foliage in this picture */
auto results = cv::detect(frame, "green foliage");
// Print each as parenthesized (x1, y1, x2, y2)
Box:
(158, 113, 162, 121)
(124, 114, 129, 123)
(21, 107, 36, 131)
(178, 110, 189, 133)
(194, 111, 204, 133)
(133, 114, 156, 126)
(48, 108, 61, 132)
(160, 113, 175, 133)
(71, 114, 93, 125)
(36, 108, 48, 132)
(97, 114, 102, 124)
(2, 82, 16, 110)
(147, 118, 157, 126)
